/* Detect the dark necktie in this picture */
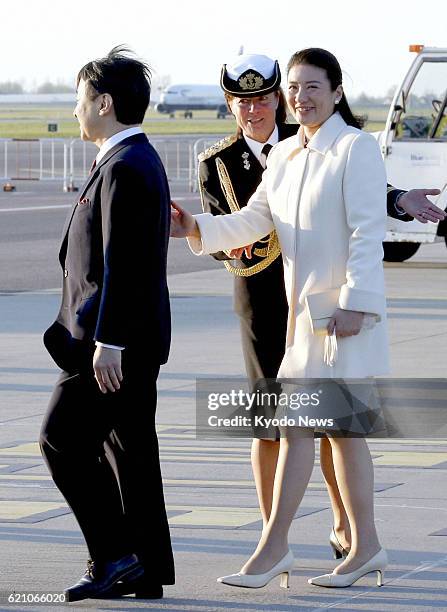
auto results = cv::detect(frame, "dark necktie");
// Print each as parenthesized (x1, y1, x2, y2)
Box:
(89, 159, 97, 174)
(260, 143, 273, 169)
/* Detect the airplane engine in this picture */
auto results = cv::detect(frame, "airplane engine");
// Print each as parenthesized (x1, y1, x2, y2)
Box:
(155, 103, 168, 114)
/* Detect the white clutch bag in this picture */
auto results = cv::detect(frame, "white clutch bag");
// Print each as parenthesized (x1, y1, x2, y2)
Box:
(305, 289, 378, 367)
(305, 289, 340, 336)
(305, 290, 339, 366)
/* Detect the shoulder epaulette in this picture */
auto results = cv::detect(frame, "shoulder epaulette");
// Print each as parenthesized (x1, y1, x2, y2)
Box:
(198, 134, 238, 162)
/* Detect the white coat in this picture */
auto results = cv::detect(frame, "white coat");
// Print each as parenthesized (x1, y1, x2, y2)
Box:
(189, 112, 389, 378)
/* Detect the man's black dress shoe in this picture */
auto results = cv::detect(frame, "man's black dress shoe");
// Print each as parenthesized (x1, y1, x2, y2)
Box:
(64, 554, 143, 602)
(105, 575, 163, 599)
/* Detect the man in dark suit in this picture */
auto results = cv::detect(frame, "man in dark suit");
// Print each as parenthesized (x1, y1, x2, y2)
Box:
(40, 47, 174, 602)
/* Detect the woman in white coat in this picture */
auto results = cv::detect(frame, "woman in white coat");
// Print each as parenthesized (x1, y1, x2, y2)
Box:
(171, 48, 388, 589)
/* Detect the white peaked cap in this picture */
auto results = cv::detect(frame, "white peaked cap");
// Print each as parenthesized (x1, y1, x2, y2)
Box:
(221, 53, 281, 97)
(226, 54, 277, 80)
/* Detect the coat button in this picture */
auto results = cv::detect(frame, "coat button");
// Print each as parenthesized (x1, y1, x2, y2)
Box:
(64, 269, 68, 278)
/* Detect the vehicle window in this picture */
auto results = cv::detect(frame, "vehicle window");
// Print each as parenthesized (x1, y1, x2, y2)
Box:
(394, 60, 447, 141)
(433, 104, 447, 138)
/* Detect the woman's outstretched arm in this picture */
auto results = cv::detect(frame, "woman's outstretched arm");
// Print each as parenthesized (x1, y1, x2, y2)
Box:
(171, 170, 274, 256)
(170, 200, 200, 238)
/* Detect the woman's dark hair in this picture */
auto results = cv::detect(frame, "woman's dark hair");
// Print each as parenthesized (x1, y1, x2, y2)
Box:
(225, 87, 288, 135)
(287, 48, 363, 129)
(77, 45, 151, 125)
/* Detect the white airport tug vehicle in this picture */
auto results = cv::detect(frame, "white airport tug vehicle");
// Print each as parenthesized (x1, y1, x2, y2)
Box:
(376, 45, 447, 261)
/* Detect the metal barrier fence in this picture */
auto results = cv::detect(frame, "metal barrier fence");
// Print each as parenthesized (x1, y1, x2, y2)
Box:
(189, 137, 228, 192)
(0, 138, 68, 181)
(0, 135, 227, 192)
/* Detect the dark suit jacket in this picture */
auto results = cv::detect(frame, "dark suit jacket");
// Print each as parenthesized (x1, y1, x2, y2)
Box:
(44, 133, 171, 372)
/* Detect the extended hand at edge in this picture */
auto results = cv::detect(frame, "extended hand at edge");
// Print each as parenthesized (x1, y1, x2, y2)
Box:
(399, 189, 445, 223)
(170, 201, 200, 238)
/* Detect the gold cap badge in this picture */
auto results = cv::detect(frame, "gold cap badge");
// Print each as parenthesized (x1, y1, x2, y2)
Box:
(238, 72, 264, 91)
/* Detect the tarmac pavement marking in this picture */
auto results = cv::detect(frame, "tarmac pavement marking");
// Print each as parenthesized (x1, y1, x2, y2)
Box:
(0, 500, 259, 528)
(0, 442, 40, 456)
(166, 479, 322, 490)
(0, 204, 71, 213)
(160, 450, 447, 467)
(161, 454, 250, 463)
(158, 444, 251, 453)
(157, 425, 447, 446)
(0, 475, 401, 495)
(166, 505, 261, 528)
(5, 498, 444, 531)
(0, 500, 70, 522)
(159, 452, 373, 465)
(0, 473, 51, 481)
(0, 473, 335, 490)
(1, 442, 446, 468)
(373, 451, 447, 467)
(0, 442, 252, 460)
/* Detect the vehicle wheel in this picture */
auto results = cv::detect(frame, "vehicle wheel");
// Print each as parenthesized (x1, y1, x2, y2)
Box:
(217, 105, 228, 119)
(382, 241, 420, 262)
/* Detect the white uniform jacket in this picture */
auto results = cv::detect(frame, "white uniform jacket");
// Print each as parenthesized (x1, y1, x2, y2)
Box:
(188, 112, 389, 378)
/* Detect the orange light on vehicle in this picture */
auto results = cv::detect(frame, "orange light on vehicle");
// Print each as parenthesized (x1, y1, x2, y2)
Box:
(409, 44, 424, 53)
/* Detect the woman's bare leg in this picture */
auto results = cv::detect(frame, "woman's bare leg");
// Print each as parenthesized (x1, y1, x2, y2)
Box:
(251, 438, 280, 528)
(328, 437, 381, 574)
(241, 427, 315, 574)
(319, 436, 351, 550)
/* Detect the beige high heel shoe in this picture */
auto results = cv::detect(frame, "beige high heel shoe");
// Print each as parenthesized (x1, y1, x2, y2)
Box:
(329, 527, 349, 559)
(217, 549, 294, 589)
(308, 548, 388, 588)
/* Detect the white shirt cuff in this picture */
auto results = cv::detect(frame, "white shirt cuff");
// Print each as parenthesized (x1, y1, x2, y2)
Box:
(394, 192, 407, 215)
(95, 341, 125, 350)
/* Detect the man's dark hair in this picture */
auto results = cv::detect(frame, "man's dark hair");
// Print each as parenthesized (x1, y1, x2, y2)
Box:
(77, 45, 151, 125)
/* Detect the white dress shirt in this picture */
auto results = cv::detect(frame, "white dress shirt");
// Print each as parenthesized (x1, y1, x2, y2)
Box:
(95, 126, 144, 165)
(243, 125, 278, 166)
(95, 126, 144, 351)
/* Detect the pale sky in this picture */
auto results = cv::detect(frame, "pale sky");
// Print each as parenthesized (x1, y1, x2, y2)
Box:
(2, 0, 446, 96)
